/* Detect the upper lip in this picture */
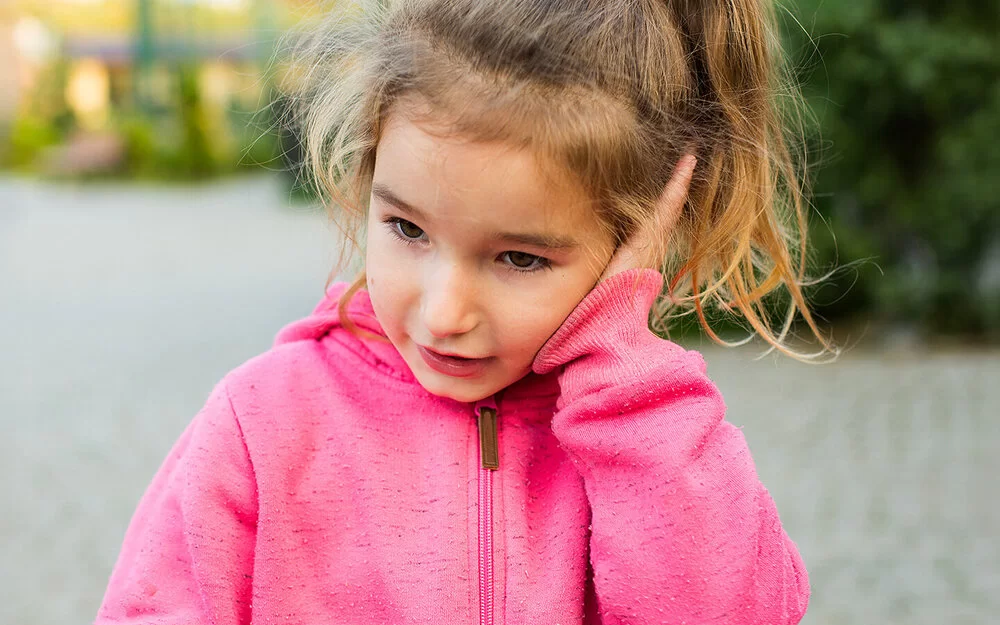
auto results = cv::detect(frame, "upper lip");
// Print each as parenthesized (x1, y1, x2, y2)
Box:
(419, 345, 487, 360)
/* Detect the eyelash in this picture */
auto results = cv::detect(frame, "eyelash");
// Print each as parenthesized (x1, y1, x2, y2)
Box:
(382, 216, 552, 274)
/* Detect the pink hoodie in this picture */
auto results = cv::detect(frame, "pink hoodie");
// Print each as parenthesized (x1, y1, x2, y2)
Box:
(96, 269, 809, 624)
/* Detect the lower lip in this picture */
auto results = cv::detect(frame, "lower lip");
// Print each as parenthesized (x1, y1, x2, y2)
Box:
(417, 346, 492, 378)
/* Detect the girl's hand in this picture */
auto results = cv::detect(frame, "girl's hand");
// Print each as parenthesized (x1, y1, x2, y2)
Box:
(598, 155, 697, 283)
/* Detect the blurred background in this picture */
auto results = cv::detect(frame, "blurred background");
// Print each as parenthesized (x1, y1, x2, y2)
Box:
(0, 1, 997, 624)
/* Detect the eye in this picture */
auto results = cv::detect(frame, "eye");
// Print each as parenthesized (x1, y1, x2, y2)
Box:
(500, 251, 549, 272)
(386, 217, 425, 241)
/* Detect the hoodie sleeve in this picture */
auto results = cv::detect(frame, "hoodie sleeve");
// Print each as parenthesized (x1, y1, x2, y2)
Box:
(532, 269, 809, 625)
(95, 381, 257, 625)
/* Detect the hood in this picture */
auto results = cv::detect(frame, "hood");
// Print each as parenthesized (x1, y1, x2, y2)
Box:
(274, 282, 415, 382)
(275, 282, 377, 345)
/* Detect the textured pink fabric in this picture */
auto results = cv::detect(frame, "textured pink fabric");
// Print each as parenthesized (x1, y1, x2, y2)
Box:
(96, 269, 809, 624)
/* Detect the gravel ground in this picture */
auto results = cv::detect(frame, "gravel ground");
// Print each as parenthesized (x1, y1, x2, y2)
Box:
(1, 175, 997, 624)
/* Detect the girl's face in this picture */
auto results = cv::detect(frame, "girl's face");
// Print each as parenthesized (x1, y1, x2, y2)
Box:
(365, 111, 616, 403)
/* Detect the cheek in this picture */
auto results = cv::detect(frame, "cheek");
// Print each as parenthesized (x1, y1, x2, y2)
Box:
(365, 232, 414, 329)
(495, 273, 593, 359)
(367, 223, 404, 281)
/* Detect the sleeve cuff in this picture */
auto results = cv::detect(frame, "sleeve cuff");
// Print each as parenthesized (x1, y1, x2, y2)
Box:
(532, 268, 667, 376)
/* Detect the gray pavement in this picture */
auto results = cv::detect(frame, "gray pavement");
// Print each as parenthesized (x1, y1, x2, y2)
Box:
(1, 174, 997, 624)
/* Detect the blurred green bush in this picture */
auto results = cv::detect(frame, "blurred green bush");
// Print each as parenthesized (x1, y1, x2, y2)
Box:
(785, 1, 1000, 339)
(3, 58, 74, 170)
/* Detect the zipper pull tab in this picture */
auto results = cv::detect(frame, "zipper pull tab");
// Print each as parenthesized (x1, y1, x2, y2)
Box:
(477, 406, 499, 470)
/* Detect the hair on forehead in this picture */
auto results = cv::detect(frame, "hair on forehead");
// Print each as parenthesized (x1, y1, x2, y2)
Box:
(387, 89, 628, 204)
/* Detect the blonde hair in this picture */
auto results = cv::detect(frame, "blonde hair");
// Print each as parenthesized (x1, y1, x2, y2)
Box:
(279, 0, 836, 359)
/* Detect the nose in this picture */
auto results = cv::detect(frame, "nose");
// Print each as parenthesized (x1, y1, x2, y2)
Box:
(421, 260, 480, 339)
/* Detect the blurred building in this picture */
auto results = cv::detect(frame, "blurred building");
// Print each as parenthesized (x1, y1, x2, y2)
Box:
(2, 0, 309, 175)
(11, 1, 282, 119)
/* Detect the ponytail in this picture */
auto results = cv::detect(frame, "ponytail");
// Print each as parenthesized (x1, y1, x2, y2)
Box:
(652, 0, 834, 358)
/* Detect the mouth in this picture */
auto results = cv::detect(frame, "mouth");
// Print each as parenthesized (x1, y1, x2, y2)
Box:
(416, 345, 493, 378)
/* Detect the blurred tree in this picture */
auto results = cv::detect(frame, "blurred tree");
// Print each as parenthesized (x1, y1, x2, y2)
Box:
(175, 63, 217, 178)
(133, 0, 155, 113)
(4, 58, 72, 170)
(785, 0, 1000, 338)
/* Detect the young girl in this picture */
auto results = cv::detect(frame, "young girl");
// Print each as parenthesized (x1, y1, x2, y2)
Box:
(97, 0, 833, 623)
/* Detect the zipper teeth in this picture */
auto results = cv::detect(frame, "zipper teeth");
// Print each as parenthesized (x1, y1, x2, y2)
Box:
(478, 464, 494, 625)
(476, 401, 498, 625)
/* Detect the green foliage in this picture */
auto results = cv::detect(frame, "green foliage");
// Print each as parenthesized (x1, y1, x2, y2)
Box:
(229, 89, 285, 174)
(121, 63, 237, 180)
(0, 58, 73, 170)
(785, 1, 1000, 338)
(4, 58, 288, 182)
(173, 64, 219, 179)
(126, 64, 285, 181)
(1, 115, 64, 170)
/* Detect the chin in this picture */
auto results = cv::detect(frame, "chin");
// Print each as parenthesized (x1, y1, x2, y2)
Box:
(417, 373, 498, 404)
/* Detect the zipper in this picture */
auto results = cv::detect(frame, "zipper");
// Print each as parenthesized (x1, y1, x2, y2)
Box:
(475, 397, 499, 625)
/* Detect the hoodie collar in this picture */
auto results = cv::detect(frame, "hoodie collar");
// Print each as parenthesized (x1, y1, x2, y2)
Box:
(274, 282, 413, 381)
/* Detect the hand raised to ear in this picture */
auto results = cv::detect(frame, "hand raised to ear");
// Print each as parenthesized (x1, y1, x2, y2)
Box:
(599, 155, 696, 283)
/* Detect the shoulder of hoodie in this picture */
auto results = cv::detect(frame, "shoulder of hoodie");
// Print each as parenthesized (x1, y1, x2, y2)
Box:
(212, 285, 425, 421)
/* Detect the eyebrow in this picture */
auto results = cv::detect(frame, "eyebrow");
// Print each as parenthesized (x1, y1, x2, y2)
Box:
(371, 182, 580, 251)
(371, 183, 428, 221)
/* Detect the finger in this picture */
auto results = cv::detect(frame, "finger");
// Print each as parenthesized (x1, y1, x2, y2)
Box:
(598, 154, 697, 282)
(652, 154, 697, 234)
(625, 154, 697, 265)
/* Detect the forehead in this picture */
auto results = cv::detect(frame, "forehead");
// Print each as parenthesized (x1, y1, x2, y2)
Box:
(372, 112, 602, 238)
